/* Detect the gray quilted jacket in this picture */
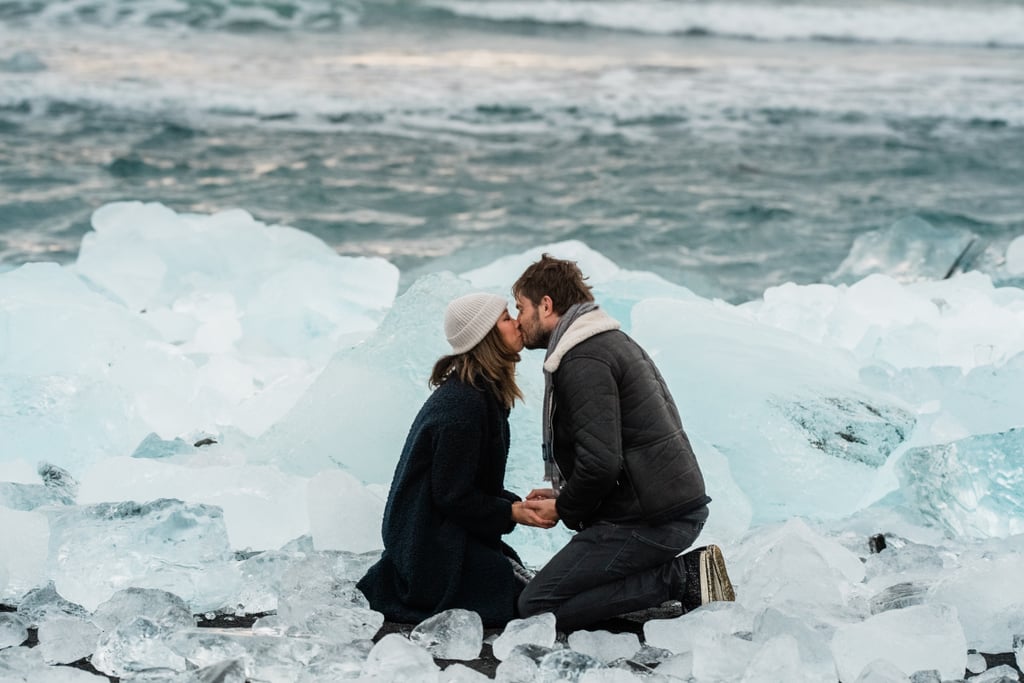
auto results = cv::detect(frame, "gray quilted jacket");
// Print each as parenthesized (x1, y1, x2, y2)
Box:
(547, 310, 709, 530)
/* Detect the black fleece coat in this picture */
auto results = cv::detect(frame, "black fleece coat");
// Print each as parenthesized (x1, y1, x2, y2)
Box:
(356, 375, 523, 627)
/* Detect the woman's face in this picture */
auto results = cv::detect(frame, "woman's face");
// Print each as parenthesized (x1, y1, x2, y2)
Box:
(496, 309, 524, 353)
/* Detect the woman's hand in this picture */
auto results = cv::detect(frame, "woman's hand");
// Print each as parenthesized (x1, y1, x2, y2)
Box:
(525, 488, 556, 501)
(512, 500, 558, 528)
(521, 499, 559, 525)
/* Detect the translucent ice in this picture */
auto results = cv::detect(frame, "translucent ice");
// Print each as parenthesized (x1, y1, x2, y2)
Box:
(741, 633, 833, 683)
(729, 518, 865, 613)
(92, 588, 195, 633)
(869, 582, 930, 615)
(170, 659, 247, 683)
(644, 601, 755, 654)
(231, 551, 295, 616)
(410, 609, 484, 661)
(492, 613, 558, 661)
(0, 262, 182, 469)
(37, 612, 101, 664)
(863, 537, 948, 584)
(578, 669, 644, 683)
(78, 457, 310, 551)
(251, 271, 476, 482)
(0, 647, 107, 682)
(0, 613, 28, 648)
(853, 658, 912, 683)
(566, 630, 639, 664)
(966, 651, 988, 674)
(14, 582, 89, 625)
(307, 469, 385, 553)
(166, 629, 370, 681)
(750, 271, 1024, 372)
(929, 553, 1024, 652)
(361, 633, 438, 681)
(7, 223, 1024, 680)
(0, 508, 48, 603)
(74, 201, 398, 361)
(0, 463, 77, 511)
(970, 664, 1020, 683)
(897, 428, 1024, 538)
(46, 499, 238, 611)
(29, 666, 109, 681)
(494, 647, 543, 683)
(537, 649, 605, 682)
(830, 603, 966, 681)
(439, 662, 491, 682)
(272, 551, 383, 642)
(690, 631, 759, 681)
(862, 353, 1024, 447)
(91, 616, 188, 677)
(130, 433, 195, 460)
(653, 651, 693, 678)
(779, 396, 914, 469)
(829, 216, 978, 285)
(296, 641, 374, 683)
(752, 608, 837, 682)
(231, 542, 376, 618)
(631, 296, 913, 522)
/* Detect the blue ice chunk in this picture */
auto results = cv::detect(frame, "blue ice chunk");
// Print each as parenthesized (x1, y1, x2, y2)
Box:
(780, 396, 915, 468)
(46, 498, 239, 612)
(897, 428, 1024, 537)
(129, 433, 193, 459)
(830, 215, 979, 285)
(0, 463, 77, 511)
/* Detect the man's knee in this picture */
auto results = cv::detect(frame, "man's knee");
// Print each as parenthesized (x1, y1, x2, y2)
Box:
(516, 581, 552, 619)
(516, 584, 537, 618)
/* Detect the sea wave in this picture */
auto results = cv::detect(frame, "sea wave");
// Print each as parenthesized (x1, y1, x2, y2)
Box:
(0, 0, 363, 31)
(3, 0, 1024, 48)
(419, 0, 1024, 48)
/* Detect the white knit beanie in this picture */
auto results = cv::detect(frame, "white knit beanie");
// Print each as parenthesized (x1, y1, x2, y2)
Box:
(445, 293, 509, 354)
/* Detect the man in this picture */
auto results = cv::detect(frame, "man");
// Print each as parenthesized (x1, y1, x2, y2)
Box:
(513, 254, 734, 631)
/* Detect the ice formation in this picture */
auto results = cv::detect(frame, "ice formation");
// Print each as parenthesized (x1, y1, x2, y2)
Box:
(1, 202, 1023, 681)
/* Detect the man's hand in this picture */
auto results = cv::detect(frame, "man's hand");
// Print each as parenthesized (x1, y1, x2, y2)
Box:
(525, 488, 557, 501)
(512, 501, 557, 529)
(522, 498, 559, 524)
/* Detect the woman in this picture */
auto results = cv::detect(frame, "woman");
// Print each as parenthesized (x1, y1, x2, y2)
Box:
(357, 292, 551, 627)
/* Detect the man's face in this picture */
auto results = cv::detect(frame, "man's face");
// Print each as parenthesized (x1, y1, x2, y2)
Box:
(514, 294, 552, 350)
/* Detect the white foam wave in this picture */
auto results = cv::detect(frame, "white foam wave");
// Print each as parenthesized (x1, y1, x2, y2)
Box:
(2, 20, 1023, 135)
(424, 0, 1024, 48)
(7, 0, 362, 31)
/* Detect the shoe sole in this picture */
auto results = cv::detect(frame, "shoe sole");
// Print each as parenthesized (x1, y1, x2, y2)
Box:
(699, 544, 736, 603)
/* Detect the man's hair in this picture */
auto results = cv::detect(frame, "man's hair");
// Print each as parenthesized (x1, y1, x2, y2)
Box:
(430, 325, 523, 409)
(512, 254, 594, 315)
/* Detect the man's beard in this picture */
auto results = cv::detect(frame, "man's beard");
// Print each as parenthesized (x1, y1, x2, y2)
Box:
(524, 327, 551, 350)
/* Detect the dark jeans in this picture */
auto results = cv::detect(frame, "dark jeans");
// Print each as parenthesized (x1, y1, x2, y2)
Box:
(517, 506, 708, 631)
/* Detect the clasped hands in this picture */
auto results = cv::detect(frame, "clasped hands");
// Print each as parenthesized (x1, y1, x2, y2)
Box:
(511, 488, 560, 529)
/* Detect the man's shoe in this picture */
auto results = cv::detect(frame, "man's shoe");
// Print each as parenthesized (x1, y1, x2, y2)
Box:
(679, 544, 735, 612)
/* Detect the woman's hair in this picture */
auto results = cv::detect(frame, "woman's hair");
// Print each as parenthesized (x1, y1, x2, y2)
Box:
(512, 253, 594, 315)
(430, 325, 523, 409)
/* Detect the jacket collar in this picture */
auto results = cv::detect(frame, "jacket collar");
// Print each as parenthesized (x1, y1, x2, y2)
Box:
(543, 309, 621, 373)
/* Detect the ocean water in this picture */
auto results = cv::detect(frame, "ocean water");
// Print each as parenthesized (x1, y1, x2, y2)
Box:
(2, 0, 1023, 302)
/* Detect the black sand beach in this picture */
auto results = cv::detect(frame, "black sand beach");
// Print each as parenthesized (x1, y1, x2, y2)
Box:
(3, 603, 1020, 681)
